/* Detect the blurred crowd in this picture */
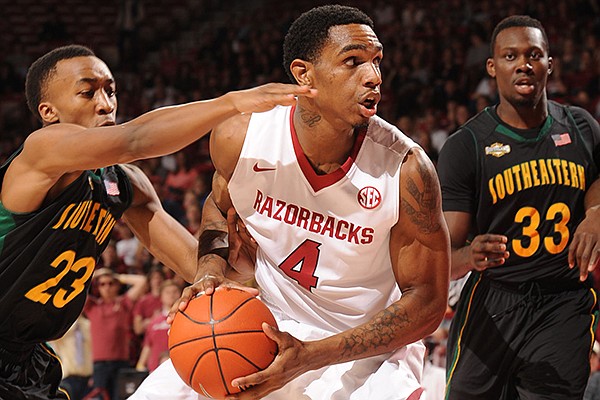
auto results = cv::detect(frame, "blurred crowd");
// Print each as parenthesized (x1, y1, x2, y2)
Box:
(2, 0, 600, 398)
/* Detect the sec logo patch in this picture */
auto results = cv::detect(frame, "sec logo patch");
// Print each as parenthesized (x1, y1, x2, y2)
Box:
(357, 186, 381, 209)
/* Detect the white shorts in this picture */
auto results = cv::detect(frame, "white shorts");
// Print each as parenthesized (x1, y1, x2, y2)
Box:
(129, 318, 426, 400)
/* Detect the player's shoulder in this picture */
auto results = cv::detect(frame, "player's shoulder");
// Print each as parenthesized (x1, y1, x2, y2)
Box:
(549, 100, 599, 129)
(367, 115, 419, 154)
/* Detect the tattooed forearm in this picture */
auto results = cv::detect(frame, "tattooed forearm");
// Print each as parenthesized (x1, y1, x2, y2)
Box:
(403, 164, 441, 234)
(298, 106, 322, 128)
(337, 303, 410, 361)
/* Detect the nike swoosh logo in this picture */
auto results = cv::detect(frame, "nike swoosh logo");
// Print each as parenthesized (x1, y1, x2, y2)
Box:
(253, 162, 276, 172)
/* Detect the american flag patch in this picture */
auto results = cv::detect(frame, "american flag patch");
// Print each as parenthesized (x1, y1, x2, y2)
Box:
(103, 179, 120, 196)
(551, 132, 571, 146)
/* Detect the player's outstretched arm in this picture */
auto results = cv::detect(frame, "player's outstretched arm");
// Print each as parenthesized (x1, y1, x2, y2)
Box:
(3, 84, 315, 212)
(225, 148, 451, 399)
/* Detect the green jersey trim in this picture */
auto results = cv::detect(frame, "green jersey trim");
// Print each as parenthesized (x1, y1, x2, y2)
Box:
(0, 202, 16, 255)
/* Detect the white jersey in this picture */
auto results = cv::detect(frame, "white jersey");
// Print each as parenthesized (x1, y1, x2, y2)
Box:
(130, 107, 427, 400)
(229, 105, 416, 333)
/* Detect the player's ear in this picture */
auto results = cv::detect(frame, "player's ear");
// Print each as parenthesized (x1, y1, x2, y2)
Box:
(290, 59, 313, 87)
(39, 102, 59, 124)
(486, 57, 496, 78)
(547, 56, 553, 75)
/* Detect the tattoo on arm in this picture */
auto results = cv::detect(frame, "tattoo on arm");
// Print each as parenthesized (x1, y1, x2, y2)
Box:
(338, 303, 409, 360)
(299, 107, 321, 128)
(402, 164, 441, 234)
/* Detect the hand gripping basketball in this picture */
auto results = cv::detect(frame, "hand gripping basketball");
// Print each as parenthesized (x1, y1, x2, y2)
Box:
(169, 287, 278, 399)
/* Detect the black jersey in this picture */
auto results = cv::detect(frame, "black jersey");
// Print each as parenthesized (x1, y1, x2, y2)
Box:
(438, 101, 600, 283)
(0, 148, 132, 346)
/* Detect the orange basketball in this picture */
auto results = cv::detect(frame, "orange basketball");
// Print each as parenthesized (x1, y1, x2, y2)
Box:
(168, 287, 278, 399)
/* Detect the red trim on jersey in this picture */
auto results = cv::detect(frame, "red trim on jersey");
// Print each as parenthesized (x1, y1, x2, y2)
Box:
(289, 105, 366, 192)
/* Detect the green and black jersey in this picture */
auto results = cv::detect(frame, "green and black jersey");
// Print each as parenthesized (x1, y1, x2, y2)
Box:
(438, 101, 600, 283)
(0, 148, 132, 347)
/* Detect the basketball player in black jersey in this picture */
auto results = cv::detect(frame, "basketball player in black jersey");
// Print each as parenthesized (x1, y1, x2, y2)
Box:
(439, 16, 600, 399)
(0, 44, 314, 399)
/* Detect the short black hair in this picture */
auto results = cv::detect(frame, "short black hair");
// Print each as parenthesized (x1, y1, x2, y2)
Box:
(25, 44, 95, 120)
(283, 4, 374, 83)
(490, 15, 549, 56)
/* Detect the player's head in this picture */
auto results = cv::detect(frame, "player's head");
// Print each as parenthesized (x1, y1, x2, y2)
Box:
(283, 5, 374, 83)
(25, 44, 117, 127)
(283, 5, 381, 128)
(490, 15, 549, 57)
(486, 15, 552, 108)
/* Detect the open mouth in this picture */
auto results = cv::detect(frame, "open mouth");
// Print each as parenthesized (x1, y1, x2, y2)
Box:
(359, 94, 379, 117)
(514, 78, 535, 95)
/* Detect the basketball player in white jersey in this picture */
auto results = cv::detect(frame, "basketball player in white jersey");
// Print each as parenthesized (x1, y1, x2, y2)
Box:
(131, 5, 450, 399)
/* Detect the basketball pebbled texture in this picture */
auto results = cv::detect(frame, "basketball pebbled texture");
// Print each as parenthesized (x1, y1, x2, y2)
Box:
(169, 287, 278, 399)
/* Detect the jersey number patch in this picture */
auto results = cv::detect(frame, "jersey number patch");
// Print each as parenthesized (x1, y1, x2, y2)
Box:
(25, 250, 95, 308)
(278, 239, 321, 291)
(513, 202, 570, 258)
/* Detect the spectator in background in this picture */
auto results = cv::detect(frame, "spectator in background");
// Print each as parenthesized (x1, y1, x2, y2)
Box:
(585, 341, 600, 400)
(116, 0, 144, 71)
(136, 280, 182, 372)
(99, 240, 129, 274)
(49, 315, 94, 400)
(132, 266, 165, 338)
(115, 222, 141, 271)
(84, 269, 147, 400)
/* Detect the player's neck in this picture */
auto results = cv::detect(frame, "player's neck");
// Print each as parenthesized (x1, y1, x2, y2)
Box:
(293, 106, 358, 172)
(496, 97, 548, 130)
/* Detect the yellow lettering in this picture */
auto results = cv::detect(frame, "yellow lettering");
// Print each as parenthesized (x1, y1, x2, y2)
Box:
(547, 159, 556, 184)
(578, 165, 586, 190)
(560, 160, 570, 186)
(495, 174, 506, 201)
(552, 159, 563, 184)
(489, 178, 498, 204)
(69, 200, 91, 229)
(96, 214, 116, 245)
(538, 159, 550, 185)
(503, 169, 515, 196)
(521, 162, 532, 189)
(92, 209, 108, 236)
(82, 202, 101, 232)
(64, 202, 87, 229)
(530, 160, 541, 186)
(512, 165, 523, 191)
(568, 162, 579, 188)
(52, 204, 76, 229)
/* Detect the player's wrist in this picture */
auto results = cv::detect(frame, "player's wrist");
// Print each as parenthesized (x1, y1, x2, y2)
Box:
(198, 229, 229, 261)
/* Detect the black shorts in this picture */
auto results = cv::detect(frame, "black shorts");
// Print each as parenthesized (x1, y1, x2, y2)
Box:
(446, 272, 598, 400)
(0, 342, 69, 399)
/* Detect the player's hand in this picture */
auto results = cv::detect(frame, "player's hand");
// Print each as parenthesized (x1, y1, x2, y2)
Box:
(227, 83, 317, 114)
(568, 206, 600, 281)
(225, 324, 309, 399)
(468, 234, 510, 271)
(166, 257, 258, 325)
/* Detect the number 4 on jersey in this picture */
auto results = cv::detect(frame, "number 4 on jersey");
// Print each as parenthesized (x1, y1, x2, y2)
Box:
(279, 239, 321, 291)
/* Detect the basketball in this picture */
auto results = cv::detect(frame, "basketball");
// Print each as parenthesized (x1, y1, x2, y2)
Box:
(168, 287, 278, 399)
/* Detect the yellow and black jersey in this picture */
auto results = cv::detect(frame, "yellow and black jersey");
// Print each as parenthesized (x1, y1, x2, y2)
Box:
(438, 101, 600, 283)
(0, 148, 132, 346)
